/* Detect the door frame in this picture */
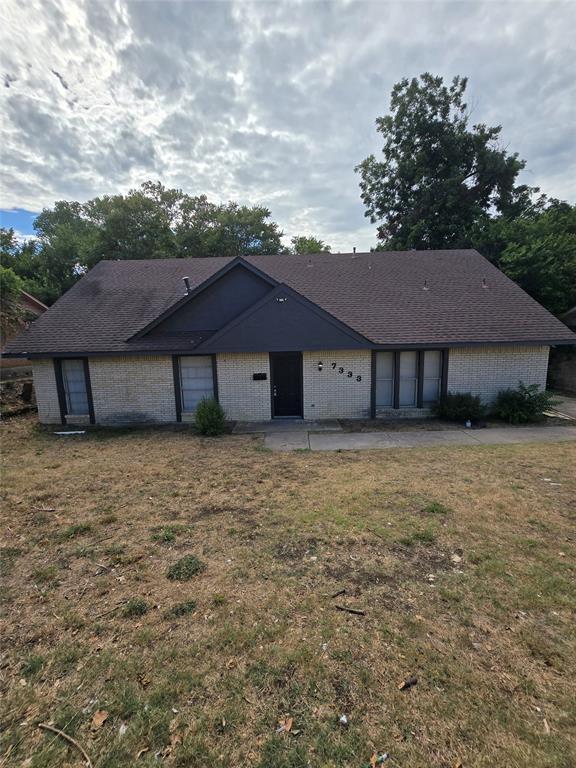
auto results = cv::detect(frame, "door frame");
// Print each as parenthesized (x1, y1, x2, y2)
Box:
(269, 351, 304, 419)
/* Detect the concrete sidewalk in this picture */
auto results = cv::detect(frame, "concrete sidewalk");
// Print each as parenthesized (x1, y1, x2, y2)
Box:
(264, 425, 576, 452)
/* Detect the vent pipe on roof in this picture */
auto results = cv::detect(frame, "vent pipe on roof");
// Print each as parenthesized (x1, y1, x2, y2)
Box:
(482, 278, 488, 289)
(353, 246, 356, 253)
(183, 276, 192, 295)
(423, 279, 429, 291)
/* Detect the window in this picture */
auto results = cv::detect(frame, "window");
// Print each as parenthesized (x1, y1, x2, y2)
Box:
(399, 351, 418, 407)
(422, 350, 442, 404)
(375, 351, 394, 407)
(179, 356, 214, 411)
(374, 350, 445, 410)
(61, 359, 89, 415)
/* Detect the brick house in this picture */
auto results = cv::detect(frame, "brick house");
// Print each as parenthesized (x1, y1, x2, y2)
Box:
(4, 250, 575, 425)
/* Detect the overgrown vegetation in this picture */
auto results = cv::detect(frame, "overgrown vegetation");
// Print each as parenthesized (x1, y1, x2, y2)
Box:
(434, 392, 485, 422)
(493, 382, 558, 424)
(194, 397, 226, 436)
(1, 415, 574, 767)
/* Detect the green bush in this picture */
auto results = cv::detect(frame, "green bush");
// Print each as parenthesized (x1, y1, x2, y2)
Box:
(493, 382, 557, 424)
(167, 555, 206, 581)
(434, 392, 485, 422)
(122, 598, 149, 618)
(194, 397, 226, 436)
(164, 600, 197, 619)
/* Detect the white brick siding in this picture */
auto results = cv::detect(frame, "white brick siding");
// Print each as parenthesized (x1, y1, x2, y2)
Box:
(89, 356, 176, 424)
(32, 360, 61, 424)
(216, 353, 271, 421)
(303, 350, 371, 419)
(447, 345, 550, 404)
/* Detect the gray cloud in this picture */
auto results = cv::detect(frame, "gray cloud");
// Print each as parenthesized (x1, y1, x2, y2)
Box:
(1, 0, 575, 250)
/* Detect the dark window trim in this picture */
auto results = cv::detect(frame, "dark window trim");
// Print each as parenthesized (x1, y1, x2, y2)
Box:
(54, 357, 94, 424)
(416, 351, 424, 409)
(53, 359, 67, 426)
(441, 349, 449, 398)
(393, 351, 400, 409)
(370, 350, 377, 418)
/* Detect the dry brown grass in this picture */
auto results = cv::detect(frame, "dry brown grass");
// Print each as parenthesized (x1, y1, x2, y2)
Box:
(1, 415, 575, 768)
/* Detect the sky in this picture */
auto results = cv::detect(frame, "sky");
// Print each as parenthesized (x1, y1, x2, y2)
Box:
(1, 0, 575, 252)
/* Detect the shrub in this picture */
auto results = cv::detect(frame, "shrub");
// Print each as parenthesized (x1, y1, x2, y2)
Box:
(167, 555, 206, 581)
(493, 382, 557, 424)
(435, 392, 485, 422)
(164, 600, 197, 619)
(194, 397, 226, 436)
(122, 598, 149, 618)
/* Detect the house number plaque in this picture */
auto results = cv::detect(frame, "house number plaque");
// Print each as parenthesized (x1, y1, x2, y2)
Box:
(318, 361, 362, 382)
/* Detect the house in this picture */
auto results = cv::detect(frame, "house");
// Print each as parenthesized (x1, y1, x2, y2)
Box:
(1, 289, 48, 375)
(548, 305, 576, 395)
(3, 250, 575, 426)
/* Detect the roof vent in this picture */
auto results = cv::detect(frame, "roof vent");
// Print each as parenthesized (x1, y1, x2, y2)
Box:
(423, 279, 429, 291)
(182, 276, 192, 295)
(482, 278, 488, 289)
(353, 246, 356, 254)
(307, 258, 313, 268)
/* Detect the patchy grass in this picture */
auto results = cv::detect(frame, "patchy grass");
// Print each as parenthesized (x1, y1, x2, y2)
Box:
(167, 554, 206, 580)
(1, 415, 575, 767)
(122, 598, 149, 618)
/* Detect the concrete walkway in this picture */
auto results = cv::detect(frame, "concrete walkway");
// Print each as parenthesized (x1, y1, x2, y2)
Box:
(263, 425, 576, 452)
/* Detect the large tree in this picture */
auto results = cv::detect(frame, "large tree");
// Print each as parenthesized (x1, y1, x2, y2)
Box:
(15, 182, 285, 301)
(356, 73, 534, 249)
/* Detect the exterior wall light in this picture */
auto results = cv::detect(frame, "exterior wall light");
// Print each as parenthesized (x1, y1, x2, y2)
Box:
(318, 361, 323, 371)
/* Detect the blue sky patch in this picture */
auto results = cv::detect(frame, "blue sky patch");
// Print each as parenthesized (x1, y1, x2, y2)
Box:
(0, 209, 39, 236)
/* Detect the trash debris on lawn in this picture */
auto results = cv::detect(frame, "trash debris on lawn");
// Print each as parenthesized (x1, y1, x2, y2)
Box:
(368, 752, 390, 766)
(276, 716, 293, 734)
(451, 553, 463, 564)
(118, 722, 127, 737)
(339, 714, 349, 728)
(54, 430, 86, 436)
(398, 675, 418, 690)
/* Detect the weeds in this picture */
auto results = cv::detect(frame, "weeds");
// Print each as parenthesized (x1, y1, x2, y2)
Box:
(122, 598, 149, 618)
(167, 555, 206, 581)
(164, 600, 197, 619)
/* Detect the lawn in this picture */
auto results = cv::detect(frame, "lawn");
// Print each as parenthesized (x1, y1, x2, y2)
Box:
(1, 416, 575, 768)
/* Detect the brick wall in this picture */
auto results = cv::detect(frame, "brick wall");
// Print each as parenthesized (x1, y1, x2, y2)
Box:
(447, 345, 550, 404)
(216, 353, 271, 421)
(32, 360, 61, 424)
(303, 350, 371, 419)
(89, 356, 176, 424)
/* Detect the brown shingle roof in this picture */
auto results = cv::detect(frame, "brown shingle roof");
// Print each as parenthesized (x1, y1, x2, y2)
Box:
(5, 250, 575, 356)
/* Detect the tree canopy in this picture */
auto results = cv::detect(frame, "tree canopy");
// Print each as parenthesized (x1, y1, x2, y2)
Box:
(356, 73, 534, 249)
(2, 182, 285, 303)
(289, 235, 331, 254)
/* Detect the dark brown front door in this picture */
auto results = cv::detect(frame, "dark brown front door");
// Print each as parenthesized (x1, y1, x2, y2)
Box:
(271, 352, 303, 418)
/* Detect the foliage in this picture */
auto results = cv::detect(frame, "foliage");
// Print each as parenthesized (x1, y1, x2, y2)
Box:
(289, 235, 331, 254)
(194, 397, 226, 436)
(435, 392, 485, 422)
(122, 598, 149, 618)
(167, 555, 206, 581)
(0, 264, 24, 337)
(493, 382, 557, 424)
(471, 200, 576, 315)
(1, 181, 285, 302)
(164, 601, 197, 619)
(356, 73, 534, 249)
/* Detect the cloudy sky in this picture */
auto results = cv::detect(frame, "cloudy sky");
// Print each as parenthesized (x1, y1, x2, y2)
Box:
(1, 0, 575, 251)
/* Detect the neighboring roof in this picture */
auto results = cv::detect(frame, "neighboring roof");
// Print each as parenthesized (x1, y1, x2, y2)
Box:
(561, 306, 576, 330)
(5, 250, 576, 357)
(20, 290, 48, 316)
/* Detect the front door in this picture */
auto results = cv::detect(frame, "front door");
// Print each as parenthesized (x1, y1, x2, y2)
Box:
(271, 352, 303, 418)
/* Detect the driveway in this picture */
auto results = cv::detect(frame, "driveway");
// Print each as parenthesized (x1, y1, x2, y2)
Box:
(262, 424, 576, 452)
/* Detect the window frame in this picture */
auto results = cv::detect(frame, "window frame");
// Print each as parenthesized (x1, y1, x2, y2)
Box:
(372, 349, 448, 414)
(173, 354, 218, 422)
(54, 357, 95, 424)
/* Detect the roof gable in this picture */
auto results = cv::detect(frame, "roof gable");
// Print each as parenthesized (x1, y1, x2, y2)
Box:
(196, 283, 370, 353)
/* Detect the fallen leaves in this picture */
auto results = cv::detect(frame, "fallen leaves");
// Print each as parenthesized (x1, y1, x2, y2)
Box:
(91, 710, 109, 730)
